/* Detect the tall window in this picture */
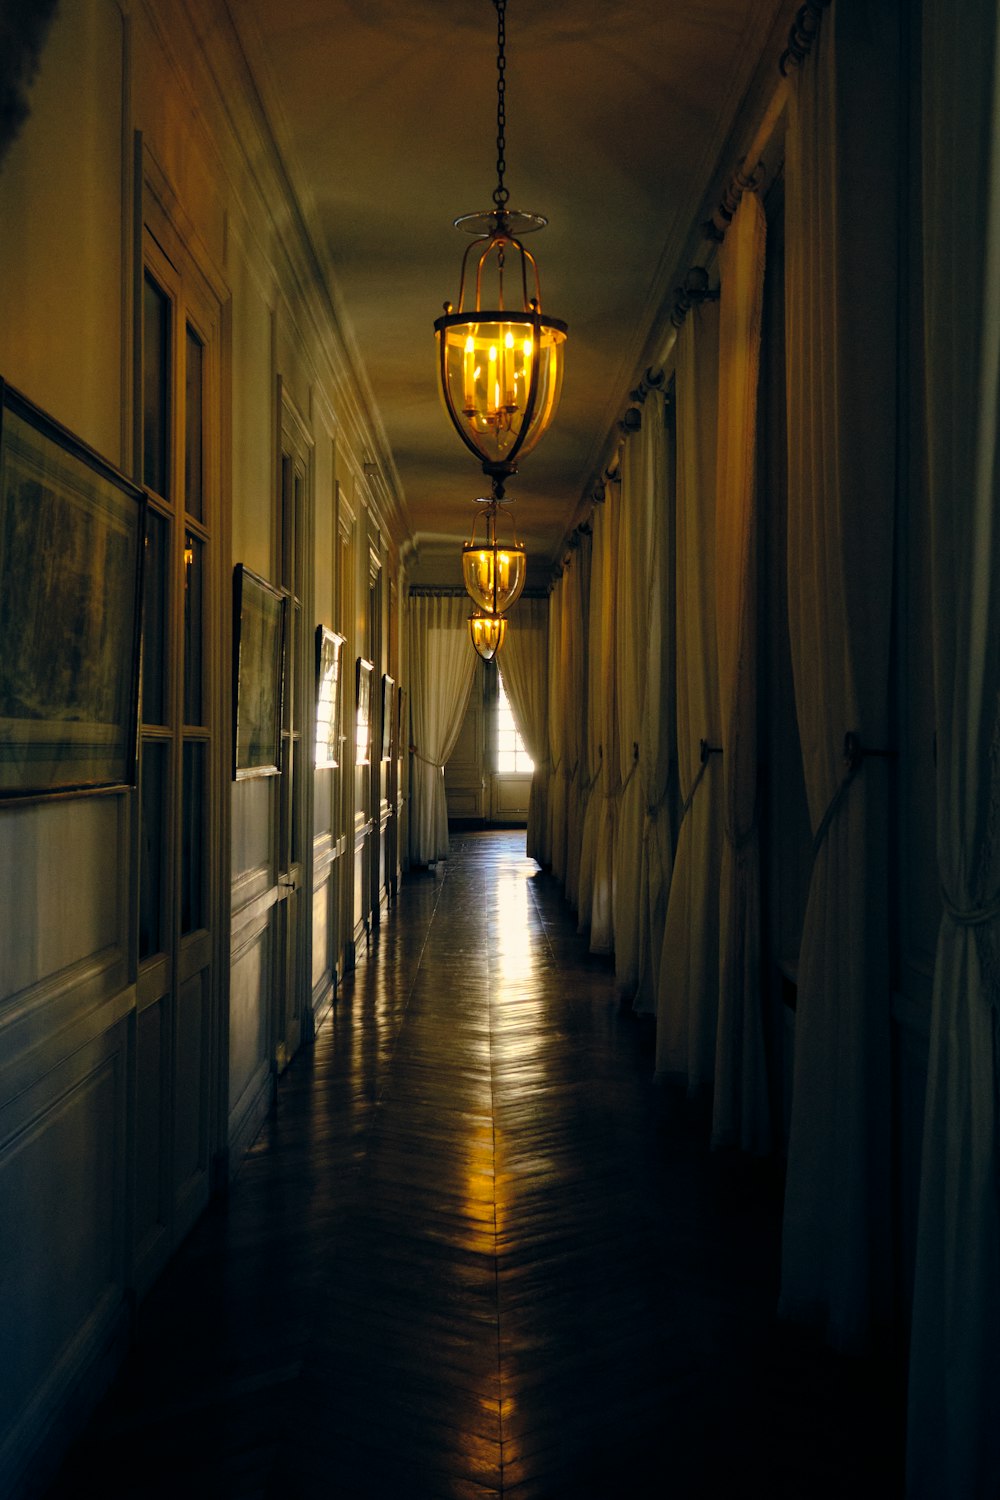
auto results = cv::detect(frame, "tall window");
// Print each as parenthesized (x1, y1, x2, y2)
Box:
(496, 673, 533, 773)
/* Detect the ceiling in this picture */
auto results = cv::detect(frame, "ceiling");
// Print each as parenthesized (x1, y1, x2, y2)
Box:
(234, 0, 793, 587)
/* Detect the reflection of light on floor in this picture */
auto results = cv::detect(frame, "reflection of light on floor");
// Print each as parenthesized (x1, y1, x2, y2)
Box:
(463, 1116, 498, 1254)
(490, 870, 536, 985)
(486, 858, 554, 1243)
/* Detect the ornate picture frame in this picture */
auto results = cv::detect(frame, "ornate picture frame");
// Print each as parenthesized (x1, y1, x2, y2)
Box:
(315, 625, 345, 770)
(381, 673, 395, 761)
(232, 564, 284, 779)
(355, 657, 373, 767)
(0, 382, 145, 802)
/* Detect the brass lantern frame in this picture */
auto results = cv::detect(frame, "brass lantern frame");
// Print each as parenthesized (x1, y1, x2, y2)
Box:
(434, 0, 567, 491)
(461, 496, 527, 616)
(434, 218, 567, 491)
(469, 611, 508, 660)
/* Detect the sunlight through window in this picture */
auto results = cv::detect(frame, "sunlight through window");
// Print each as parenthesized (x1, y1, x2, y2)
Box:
(496, 674, 533, 774)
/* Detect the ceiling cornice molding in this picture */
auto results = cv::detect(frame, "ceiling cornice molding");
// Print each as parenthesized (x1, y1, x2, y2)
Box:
(561, 0, 802, 560)
(151, 0, 413, 546)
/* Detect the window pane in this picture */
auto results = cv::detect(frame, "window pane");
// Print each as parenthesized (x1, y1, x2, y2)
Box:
(497, 675, 533, 773)
(183, 532, 204, 726)
(142, 510, 169, 725)
(184, 324, 204, 521)
(139, 740, 167, 961)
(143, 275, 169, 496)
(181, 740, 206, 934)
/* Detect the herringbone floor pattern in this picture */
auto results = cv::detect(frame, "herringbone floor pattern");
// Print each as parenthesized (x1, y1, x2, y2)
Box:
(47, 832, 904, 1498)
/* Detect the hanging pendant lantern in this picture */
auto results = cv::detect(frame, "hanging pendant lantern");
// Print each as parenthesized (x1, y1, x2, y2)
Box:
(434, 0, 567, 492)
(462, 497, 526, 615)
(469, 611, 507, 660)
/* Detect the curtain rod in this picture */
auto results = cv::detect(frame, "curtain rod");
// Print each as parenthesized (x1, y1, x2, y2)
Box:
(561, 0, 831, 551)
(780, 0, 831, 76)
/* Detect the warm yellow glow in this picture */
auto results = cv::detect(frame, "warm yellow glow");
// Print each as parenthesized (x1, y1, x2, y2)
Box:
(469, 613, 507, 660)
(462, 539, 526, 614)
(463, 335, 475, 411)
(436, 315, 567, 469)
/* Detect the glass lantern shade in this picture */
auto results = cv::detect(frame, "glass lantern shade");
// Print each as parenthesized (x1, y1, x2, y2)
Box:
(462, 537, 526, 615)
(435, 310, 567, 480)
(469, 612, 507, 660)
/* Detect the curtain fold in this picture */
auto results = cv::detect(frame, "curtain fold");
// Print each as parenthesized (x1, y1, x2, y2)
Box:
(498, 597, 549, 864)
(635, 388, 674, 1016)
(564, 536, 590, 910)
(656, 304, 723, 1082)
(589, 475, 620, 952)
(906, 1, 1000, 1492)
(539, 583, 559, 868)
(407, 594, 477, 865)
(577, 492, 611, 936)
(779, 2, 897, 1348)
(712, 190, 769, 1152)
(613, 434, 651, 998)
(547, 579, 568, 879)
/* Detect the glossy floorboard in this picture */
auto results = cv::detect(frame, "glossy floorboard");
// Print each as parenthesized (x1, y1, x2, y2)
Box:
(46, 832, 904, 1498)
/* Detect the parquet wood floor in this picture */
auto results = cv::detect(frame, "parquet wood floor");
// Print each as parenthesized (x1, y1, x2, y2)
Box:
(46, 832, 904, 1498)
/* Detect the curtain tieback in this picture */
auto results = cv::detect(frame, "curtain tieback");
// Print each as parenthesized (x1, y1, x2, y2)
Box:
(617, 741, 640, 796)
(678, 739, 721, 823)
(411, 747, 445, 769)
(940, 889, 1000, 928)
(811, 731, 896, 860)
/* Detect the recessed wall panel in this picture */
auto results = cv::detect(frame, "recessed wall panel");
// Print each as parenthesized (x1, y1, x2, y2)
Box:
(0, 800, 123, 1001)
(0, 1045, 122, 1439)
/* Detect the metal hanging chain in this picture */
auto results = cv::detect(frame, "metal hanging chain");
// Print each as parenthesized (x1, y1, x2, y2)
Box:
(493, 0, 509, 209)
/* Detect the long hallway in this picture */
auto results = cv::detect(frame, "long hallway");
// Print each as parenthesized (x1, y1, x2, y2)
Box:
(48, 833, 903, 1498)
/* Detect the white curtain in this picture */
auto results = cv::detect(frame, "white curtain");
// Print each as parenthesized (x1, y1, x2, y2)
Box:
(712, 191, 769, 1152)
(906, 2, 1000, 1492)
(407, 594, 477, 865)
(564, 537, 590, 910)
(577, 491, 614, 941)
(635, 388, 674, 1016)
(498, 597, 549, 864)
(544, 581, 563, 872)
(613, 428, 653, 1000)
(779, 2, 898, 1348)
(589, 474, 621, 952)
(656, 304, 723, 1083)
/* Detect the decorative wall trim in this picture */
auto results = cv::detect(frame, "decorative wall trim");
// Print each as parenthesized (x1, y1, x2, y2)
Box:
(229, 883, 278, 962)
(0, 1031, 127, 1496)
(0, 954, 131, 1106)
(310, 972, 334, 1034)
(226, 1058, 271, 1177)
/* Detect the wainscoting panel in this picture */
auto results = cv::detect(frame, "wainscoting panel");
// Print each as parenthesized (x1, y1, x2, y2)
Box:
(133, 996, 168, 1278)
(227, 915, 272, 1168)
(0, 1025, 126, 1494)
(174, 969, 210, 1237)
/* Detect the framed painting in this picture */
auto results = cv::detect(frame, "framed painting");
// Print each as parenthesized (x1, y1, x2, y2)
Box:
(233, 564, 284, 779)
(315, 625, 345, 769)
(355, 657, 373, 766)
(0, 382, 145, 802)
(381, 673, 395, 761)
